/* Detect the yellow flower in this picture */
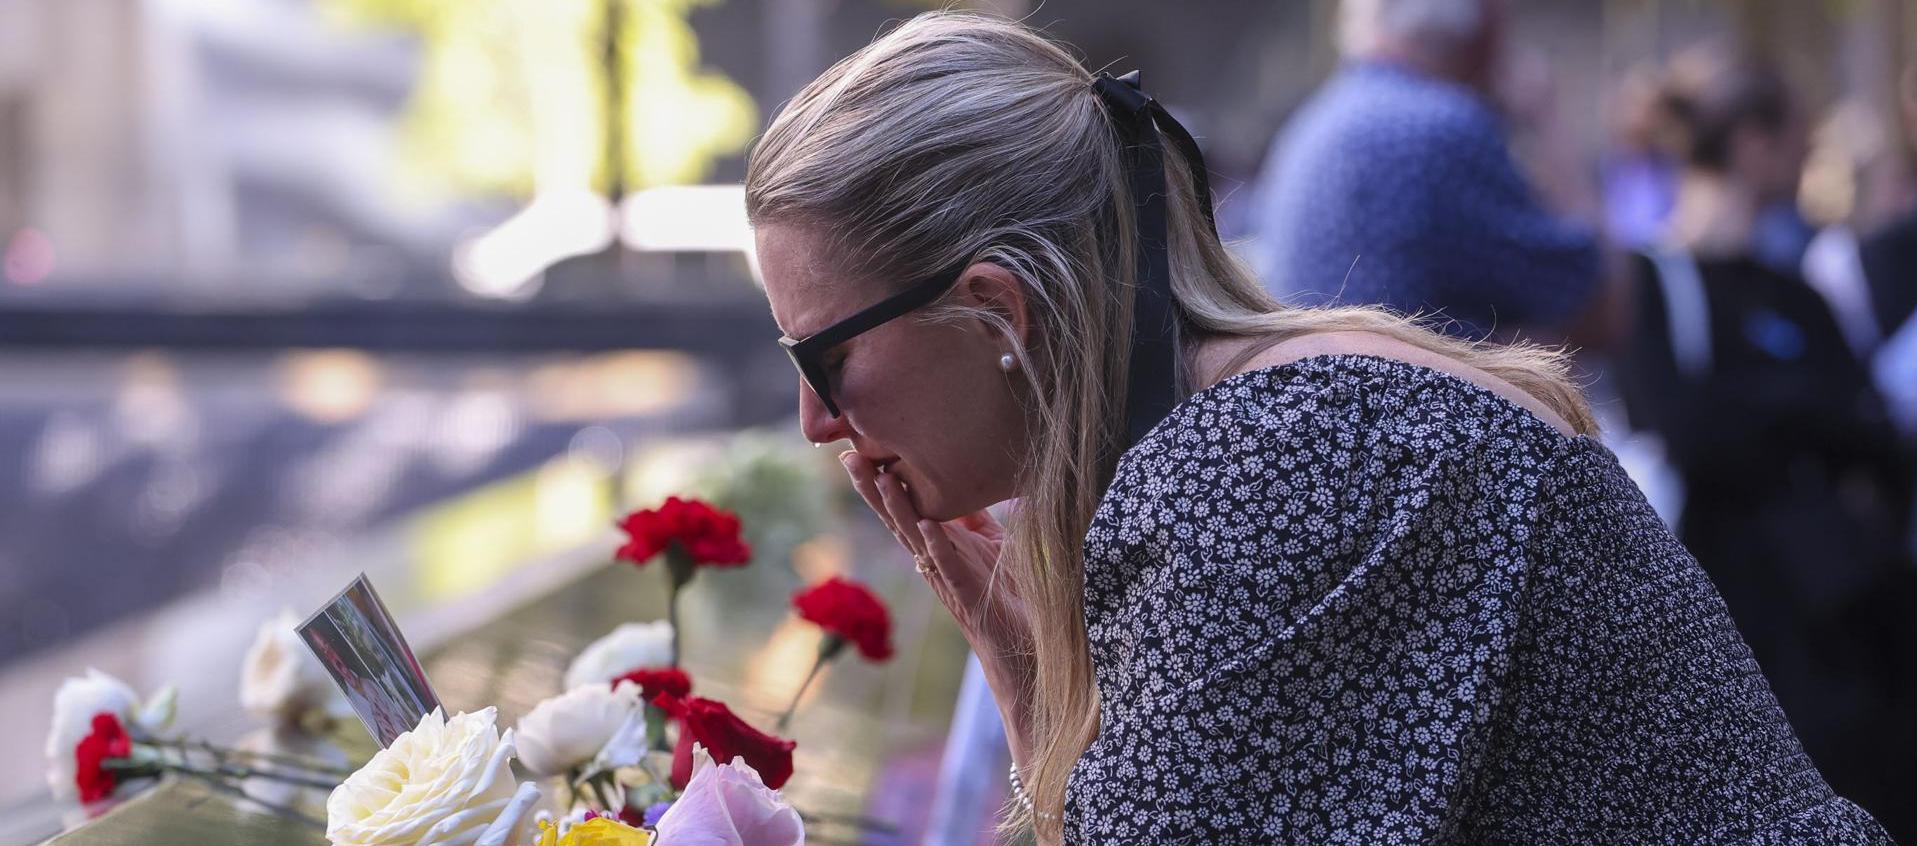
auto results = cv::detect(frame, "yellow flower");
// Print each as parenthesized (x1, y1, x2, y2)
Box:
(534, 818, 657, 846)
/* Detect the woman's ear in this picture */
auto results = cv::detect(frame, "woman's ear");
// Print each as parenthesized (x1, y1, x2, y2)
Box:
(956, 261, 1032, 349)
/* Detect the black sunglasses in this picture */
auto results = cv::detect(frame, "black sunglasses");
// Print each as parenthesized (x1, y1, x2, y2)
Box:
(778, 262, 967, 418)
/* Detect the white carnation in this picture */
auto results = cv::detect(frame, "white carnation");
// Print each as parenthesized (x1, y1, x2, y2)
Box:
(44, 669, 175, 801)
(240, 609, 346, 722)
(562, 621, 674, 691)
(513, 682, 648, 779)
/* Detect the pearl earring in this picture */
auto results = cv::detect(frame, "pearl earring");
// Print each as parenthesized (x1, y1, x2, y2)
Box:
(998, 353, 1017, 372)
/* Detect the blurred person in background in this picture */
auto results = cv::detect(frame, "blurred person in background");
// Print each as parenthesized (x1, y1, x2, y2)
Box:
(1620, 42, 1917, 838)
(1799, 65, 1917, 440)
(1860, 61, 1917, 355)
(1861, 62, 1917, 439)
(1601, 66, 1681, 251)
(1250, 0, 1609, 345)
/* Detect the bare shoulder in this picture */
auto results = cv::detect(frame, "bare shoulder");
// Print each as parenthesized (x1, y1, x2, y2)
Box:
(1223, 331, 1578, 437)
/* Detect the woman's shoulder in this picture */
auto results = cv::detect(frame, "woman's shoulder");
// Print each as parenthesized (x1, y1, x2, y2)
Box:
(1088, 334, 1583, 676)
(1204, 331, 1579, 437)
(1112, 332, 1578, 502)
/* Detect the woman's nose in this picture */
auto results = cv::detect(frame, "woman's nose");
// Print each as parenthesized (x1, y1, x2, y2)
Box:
(798, 379, 852, 445)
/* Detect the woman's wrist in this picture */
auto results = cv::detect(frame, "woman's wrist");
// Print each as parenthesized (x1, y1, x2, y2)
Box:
(976, 649, 1037, 766)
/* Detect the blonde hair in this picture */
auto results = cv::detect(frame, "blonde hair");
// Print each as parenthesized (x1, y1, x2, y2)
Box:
(746, 12, 1594, 840)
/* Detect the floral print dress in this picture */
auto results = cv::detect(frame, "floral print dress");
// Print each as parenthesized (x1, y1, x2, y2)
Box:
(1065, 355, 1893, 844)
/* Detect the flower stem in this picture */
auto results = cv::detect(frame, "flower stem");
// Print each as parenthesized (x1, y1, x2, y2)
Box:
(644, 704, 669, 753)
(776, 651, 830, 733)
(149, 737, 352, 776)
(667, 580, 681, 667)
(105, 757, 335, 821)
(171, 766, 326, 830)
(664, 544, 695, 667)
(210, 763, 343, 790)
(187, 739, 345, 788)
(135, 740, 344, 791)
(635, 754, 668, 788)
(583, 773, 616, 813)
(599, 771, 625, 814)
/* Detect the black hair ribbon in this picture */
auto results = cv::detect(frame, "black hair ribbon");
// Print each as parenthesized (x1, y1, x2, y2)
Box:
(1091, 70, 1219, 449)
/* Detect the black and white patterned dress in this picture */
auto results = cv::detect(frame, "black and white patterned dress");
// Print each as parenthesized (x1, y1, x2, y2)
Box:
(1065, 355, 1894, 844)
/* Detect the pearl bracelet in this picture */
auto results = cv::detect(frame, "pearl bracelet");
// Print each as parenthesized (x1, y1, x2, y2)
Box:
(1008, 763, 1060, 822)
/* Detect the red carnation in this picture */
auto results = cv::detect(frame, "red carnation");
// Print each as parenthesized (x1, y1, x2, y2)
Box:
(616, 497, 751, 569)
(617, 497, 751, 666)
(655, 695, 796, 790)
(73, 712, 132, 803)
(613, 666, 692, 702)
(792, 576, 894, 661)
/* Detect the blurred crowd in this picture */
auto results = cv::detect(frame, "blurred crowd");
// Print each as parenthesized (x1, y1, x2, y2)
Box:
(1244, 0, 1917, 837)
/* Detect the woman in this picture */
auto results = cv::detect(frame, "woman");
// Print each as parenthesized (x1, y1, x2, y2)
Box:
(748, 13, 1893, 843)
(1621, 43, 1916, 841)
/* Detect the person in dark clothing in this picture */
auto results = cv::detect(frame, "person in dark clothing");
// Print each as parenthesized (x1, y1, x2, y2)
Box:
(1860, 61, 1917, 341)
(1863, 208, 1917, 437)
(1620, 43, 1917, 840)
(1862, 214, 1917, 337)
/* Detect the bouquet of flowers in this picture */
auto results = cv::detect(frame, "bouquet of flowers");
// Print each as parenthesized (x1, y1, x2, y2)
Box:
(324, 495, 896, 844)
(44, 493, 898, 846)
(464, 496, 896, 844)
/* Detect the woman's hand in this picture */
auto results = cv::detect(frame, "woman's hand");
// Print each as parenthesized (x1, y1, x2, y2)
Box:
(839, 452, 1037, 759)
(838, 452, 1032, 656)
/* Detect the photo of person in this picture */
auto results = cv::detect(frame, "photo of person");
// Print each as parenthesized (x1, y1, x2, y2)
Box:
(296, 574, 441, 746)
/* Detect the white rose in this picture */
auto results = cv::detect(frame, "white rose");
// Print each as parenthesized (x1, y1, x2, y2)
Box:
(655, 744, 805, 846)
(326, 708, 519, 846)
(241, 609, 346, 722)
(475, 781, 543, 846)
(44, 669, 176, 801)
(513, 682, 648, 779)
(562, 621, 674, 691)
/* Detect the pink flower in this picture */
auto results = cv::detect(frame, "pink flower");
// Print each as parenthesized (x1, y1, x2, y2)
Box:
(653, 745, 803, 846)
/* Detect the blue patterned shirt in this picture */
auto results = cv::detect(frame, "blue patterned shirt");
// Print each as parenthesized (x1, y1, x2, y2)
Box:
(1253, 62, 1600, 339)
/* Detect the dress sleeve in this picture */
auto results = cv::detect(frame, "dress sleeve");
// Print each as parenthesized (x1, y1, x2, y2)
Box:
(1069, 376, 1552, 842)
